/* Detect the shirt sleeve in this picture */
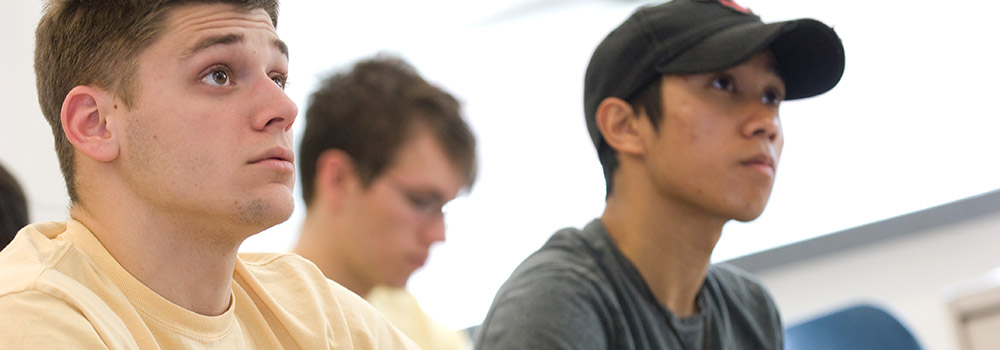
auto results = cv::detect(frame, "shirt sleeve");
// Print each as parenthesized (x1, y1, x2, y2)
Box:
(0, 290, 111, 349)
(325, 279, 423, 350)
(476, 269, 610, 350)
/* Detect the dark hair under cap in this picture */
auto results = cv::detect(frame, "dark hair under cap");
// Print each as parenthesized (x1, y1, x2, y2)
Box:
(583, 0, 846, 150)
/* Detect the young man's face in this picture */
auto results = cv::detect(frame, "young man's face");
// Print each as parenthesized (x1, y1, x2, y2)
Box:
(338, 128, 464, 290)
(643, 50, 785, 222)
(113, 4, 297, 236)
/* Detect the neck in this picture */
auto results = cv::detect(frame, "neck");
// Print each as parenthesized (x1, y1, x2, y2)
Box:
(294, 212, 373, 297)
(71, 194, 241, 316)
(601, 187, 726, 317)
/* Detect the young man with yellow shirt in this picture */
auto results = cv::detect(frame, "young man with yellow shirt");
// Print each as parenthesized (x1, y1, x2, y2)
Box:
(0, 1, 417, 348)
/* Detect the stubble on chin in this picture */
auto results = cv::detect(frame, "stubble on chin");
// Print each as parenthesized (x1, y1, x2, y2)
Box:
(237, 194, 293, 233)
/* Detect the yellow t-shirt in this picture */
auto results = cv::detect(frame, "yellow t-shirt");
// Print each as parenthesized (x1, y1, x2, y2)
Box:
(366, 286, 472, 350)
(0, 220, 418, 349)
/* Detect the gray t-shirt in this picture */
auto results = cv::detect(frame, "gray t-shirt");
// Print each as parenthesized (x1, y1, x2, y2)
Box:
(475, 219, 783, 350)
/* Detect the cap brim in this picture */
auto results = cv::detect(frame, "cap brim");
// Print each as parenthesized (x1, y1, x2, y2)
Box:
(658, 18, 845, 100)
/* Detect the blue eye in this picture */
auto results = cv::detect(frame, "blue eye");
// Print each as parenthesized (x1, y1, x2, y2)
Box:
(271, 74, 287, 89)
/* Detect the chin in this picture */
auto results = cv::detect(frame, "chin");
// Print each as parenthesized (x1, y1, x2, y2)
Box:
(732, 214, 762, 223)
(730, 204, 768, 222)
(722, 197, 769, 222)
(238, 194, 294, 230)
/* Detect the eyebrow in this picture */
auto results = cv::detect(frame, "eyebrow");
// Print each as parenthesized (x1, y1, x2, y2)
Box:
(184, 33, 289, 59)
(405, 186, 447, 204)
(273, 38, 288, 58)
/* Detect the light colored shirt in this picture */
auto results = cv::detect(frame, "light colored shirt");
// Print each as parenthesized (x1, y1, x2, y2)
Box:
(367, 286, 472, 350)
(0, 220, 418, 349)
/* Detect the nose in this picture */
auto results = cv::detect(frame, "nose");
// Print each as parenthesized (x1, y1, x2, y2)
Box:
(252, 76, 298, 132)
(742, 104, 781, 143)
(421, 214, 447, 246)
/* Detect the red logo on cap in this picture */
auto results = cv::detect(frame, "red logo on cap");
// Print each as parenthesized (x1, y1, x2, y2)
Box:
(715, 0, 752, 14)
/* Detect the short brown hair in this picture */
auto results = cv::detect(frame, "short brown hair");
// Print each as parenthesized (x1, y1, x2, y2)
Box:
(34, 0, 279, 202)
(299, 55, 477, 207)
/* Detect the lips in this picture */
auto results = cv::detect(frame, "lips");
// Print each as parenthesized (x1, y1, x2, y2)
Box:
(248, 147, 295, 174)
(250, 147, 294, 165)
(741, 153, 776, 176)
(411, 254, 428, 268)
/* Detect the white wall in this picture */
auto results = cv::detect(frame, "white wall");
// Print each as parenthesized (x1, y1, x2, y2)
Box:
(753, 208, 1000, 350)
(255, 0, 1000, 330)
(1, 1, 69, 224)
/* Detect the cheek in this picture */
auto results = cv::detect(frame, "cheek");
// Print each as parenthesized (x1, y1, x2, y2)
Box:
(673, 116, 721, 149)
(774, 125, 785, 160)
(366, 192, 415, 239)
(664, 102, 718, 145)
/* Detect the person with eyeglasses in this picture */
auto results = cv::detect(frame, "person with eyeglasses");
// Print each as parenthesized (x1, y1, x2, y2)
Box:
(293, 54, 478, 350)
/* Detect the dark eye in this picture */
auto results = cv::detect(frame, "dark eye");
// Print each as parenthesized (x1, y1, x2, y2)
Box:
(761, 89, 784, 106)
(711, 76, 734, 92)
(201, 68, 231, 87)
(406, 194, 437, 214)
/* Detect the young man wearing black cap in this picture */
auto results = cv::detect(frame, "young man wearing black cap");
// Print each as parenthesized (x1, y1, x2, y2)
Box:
(475, 0, 844, 349)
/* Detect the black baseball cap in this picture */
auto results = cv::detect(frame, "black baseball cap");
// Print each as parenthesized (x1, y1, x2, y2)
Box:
(584, 0, 845, 148)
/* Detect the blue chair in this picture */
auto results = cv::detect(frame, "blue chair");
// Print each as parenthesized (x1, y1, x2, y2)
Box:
(784, 303, 923, 350)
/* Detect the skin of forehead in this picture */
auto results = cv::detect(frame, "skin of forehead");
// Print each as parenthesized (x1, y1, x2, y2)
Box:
(164, 4, 284, 59)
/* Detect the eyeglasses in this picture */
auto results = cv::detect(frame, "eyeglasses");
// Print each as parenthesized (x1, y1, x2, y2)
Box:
(383, 176, 447, 220)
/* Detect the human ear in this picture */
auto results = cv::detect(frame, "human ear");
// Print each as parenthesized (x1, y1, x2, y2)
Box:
(595, 97, 645, 156)
(60, 86, 119, 163)
(315, 149, 359, 209)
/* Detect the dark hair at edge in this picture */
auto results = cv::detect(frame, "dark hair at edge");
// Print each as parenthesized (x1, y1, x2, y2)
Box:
(0, 163, 29, 250)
